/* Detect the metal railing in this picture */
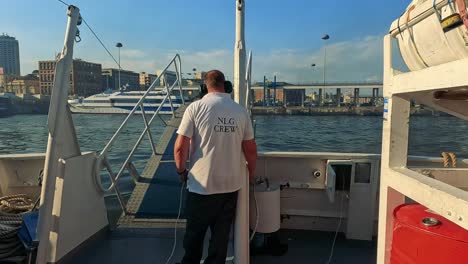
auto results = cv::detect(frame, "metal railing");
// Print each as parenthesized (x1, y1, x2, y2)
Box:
(254, 81, 383, 87)
(245, 50, 253, 114)
(245, 50, 256, 136)
(94, 54, 184, 214)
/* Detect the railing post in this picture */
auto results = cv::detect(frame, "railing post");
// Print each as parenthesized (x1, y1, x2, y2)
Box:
(140, 105, 157, 155)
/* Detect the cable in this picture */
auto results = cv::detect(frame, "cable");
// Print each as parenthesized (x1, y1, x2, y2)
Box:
(250, 182, 259, 241)
(81, 18, 121, 69)
(164, 181, 185, 264)
(55, 0, 69, 7)
(54, 0, 122, 69)
(326, 179, 346, 264)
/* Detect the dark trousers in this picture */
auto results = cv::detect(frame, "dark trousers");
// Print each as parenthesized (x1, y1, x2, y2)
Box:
(181, 191, 238, 264)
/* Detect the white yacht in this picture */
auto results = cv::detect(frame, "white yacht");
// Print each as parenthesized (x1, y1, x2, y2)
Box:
(69, 91, 185, 114)
(0, 1, 468, 264)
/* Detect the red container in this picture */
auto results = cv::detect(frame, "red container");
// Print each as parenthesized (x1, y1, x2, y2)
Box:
(391, 204, 468, 264)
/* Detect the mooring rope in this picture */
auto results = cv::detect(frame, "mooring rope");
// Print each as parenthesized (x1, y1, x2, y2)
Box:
(0, 194, 35, 261)
(442, 152, 457, 168)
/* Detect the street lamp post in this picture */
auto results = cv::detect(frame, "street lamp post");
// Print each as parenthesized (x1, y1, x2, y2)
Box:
(116, 42, 123, 90)
(321, 34, 330, 107)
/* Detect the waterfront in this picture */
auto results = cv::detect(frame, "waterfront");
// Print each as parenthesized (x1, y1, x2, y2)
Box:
(2, 114, 467, 156)
(1, 114, 467, 193)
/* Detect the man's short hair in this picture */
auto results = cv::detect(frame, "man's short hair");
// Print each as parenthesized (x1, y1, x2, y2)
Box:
(205, 70, 225, 90)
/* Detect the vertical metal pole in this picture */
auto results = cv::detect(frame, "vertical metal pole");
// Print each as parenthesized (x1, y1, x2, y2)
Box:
(301, 90, 304, 107)
(319, 88, 323, 107)
(323, 45, 326, 88)
(321, 45, 326, 107)
(273, 75, 276, 106)
(234, 1, 249, 263)
(263, 76, 266, 107)
(234, 0, 246, 108)
(118, 48, 121, 90)
(337, 88, 341, 107)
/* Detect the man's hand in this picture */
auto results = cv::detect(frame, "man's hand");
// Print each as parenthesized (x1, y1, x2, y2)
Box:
(177, 169, 189, 183)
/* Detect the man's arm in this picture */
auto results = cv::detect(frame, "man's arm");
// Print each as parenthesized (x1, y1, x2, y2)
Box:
(174, 134, 190, 181)
(242, 139, 258, 182)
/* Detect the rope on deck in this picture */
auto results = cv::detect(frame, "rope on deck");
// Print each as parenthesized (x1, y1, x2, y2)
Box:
(0, 194, 35, 261)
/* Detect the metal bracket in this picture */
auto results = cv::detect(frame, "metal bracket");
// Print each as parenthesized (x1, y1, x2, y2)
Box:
(237, 0, 243, 11)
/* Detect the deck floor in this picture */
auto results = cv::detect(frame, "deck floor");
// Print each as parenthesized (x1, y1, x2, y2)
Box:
(64, 228, 376, 264)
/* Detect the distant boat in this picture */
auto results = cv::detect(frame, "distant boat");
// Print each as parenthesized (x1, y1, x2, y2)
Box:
(0, 94, 14, 117)
(68, 90, 185, 114)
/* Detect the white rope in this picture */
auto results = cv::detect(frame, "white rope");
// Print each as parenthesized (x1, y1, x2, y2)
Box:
(164, 182, 185, 264)
(250, 182, 259, 241)
(327, 181, 346, 264)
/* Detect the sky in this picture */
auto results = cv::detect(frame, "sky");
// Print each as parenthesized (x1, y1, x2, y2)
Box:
(1, 0, 411, 83)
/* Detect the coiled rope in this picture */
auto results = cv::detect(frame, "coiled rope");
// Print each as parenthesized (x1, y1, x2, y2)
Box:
(0, 194, 35, 261)
(442, 152, 457, 168)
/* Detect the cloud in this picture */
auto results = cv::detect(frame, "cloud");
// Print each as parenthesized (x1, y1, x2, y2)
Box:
(25, 34, 405, 84)
(252, 35, 388, 83)
(120, 49, 145, 59)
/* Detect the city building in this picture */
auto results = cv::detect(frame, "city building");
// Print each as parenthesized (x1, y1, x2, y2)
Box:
(102, 68, 139, 91)
(0, 67, 4, 91)
(284, 89, 306, 106)
(155, 70, 177, 87)
(39, 59, 102, 96)
(139, 72, 158, 90)
(194, 71, 206, 80)
(252, 87, 284, 106)
(4, 74, 40, 96)
(0, 34, 20, 75)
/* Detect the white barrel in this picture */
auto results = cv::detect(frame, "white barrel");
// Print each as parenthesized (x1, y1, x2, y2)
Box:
(391, 0, 468, 71)
(249, 183, 280, 234)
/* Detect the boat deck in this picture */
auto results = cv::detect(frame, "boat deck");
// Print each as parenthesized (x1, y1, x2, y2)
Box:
(64, 105, 377, 263)
(64, 227, 376, 264)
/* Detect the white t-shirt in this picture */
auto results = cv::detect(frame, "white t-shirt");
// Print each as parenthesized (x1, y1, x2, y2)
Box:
(176, 92, 254, 195)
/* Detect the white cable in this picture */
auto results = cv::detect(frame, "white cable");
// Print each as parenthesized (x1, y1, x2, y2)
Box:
(165, 181, 185, 264)
(327, 181, 346, 264)
(249, 182, 259, 241)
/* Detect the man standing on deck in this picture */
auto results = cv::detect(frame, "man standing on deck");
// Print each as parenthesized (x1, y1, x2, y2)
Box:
(174, 70, 257, 264)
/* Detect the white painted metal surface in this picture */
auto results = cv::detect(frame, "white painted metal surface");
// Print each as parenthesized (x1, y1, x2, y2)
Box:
(52, 152, 108, 261)
(36, 6, 109, 263)
(0, 153, 44, 198)
(37, 6, 82, 263)
(346, 159, 379, 240)
(233, 1, 249, 263)
(377, 32, 468, 264)
(255, 152, 382, 240)
(392, 0, 468, 71)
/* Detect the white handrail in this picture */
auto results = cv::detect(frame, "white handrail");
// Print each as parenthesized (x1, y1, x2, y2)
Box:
(245, 50, 253, 111)
(94, 54, 184, 203)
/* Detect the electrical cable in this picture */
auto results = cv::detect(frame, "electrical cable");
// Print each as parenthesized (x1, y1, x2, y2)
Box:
(56, 0, 69, 7)
(164, 181, 185, 264)
(81, 18, 121, 69)
(250, 182, 259, 241)
(326, 178, 346, 264)
(55, 0, 122, 69)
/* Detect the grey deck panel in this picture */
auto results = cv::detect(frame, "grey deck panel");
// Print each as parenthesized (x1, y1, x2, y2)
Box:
(118, 105, 187, 227)
(64, 228, 376, 264)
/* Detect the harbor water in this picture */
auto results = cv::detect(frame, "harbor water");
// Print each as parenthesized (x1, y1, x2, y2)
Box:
(1, 114, 467, 195)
